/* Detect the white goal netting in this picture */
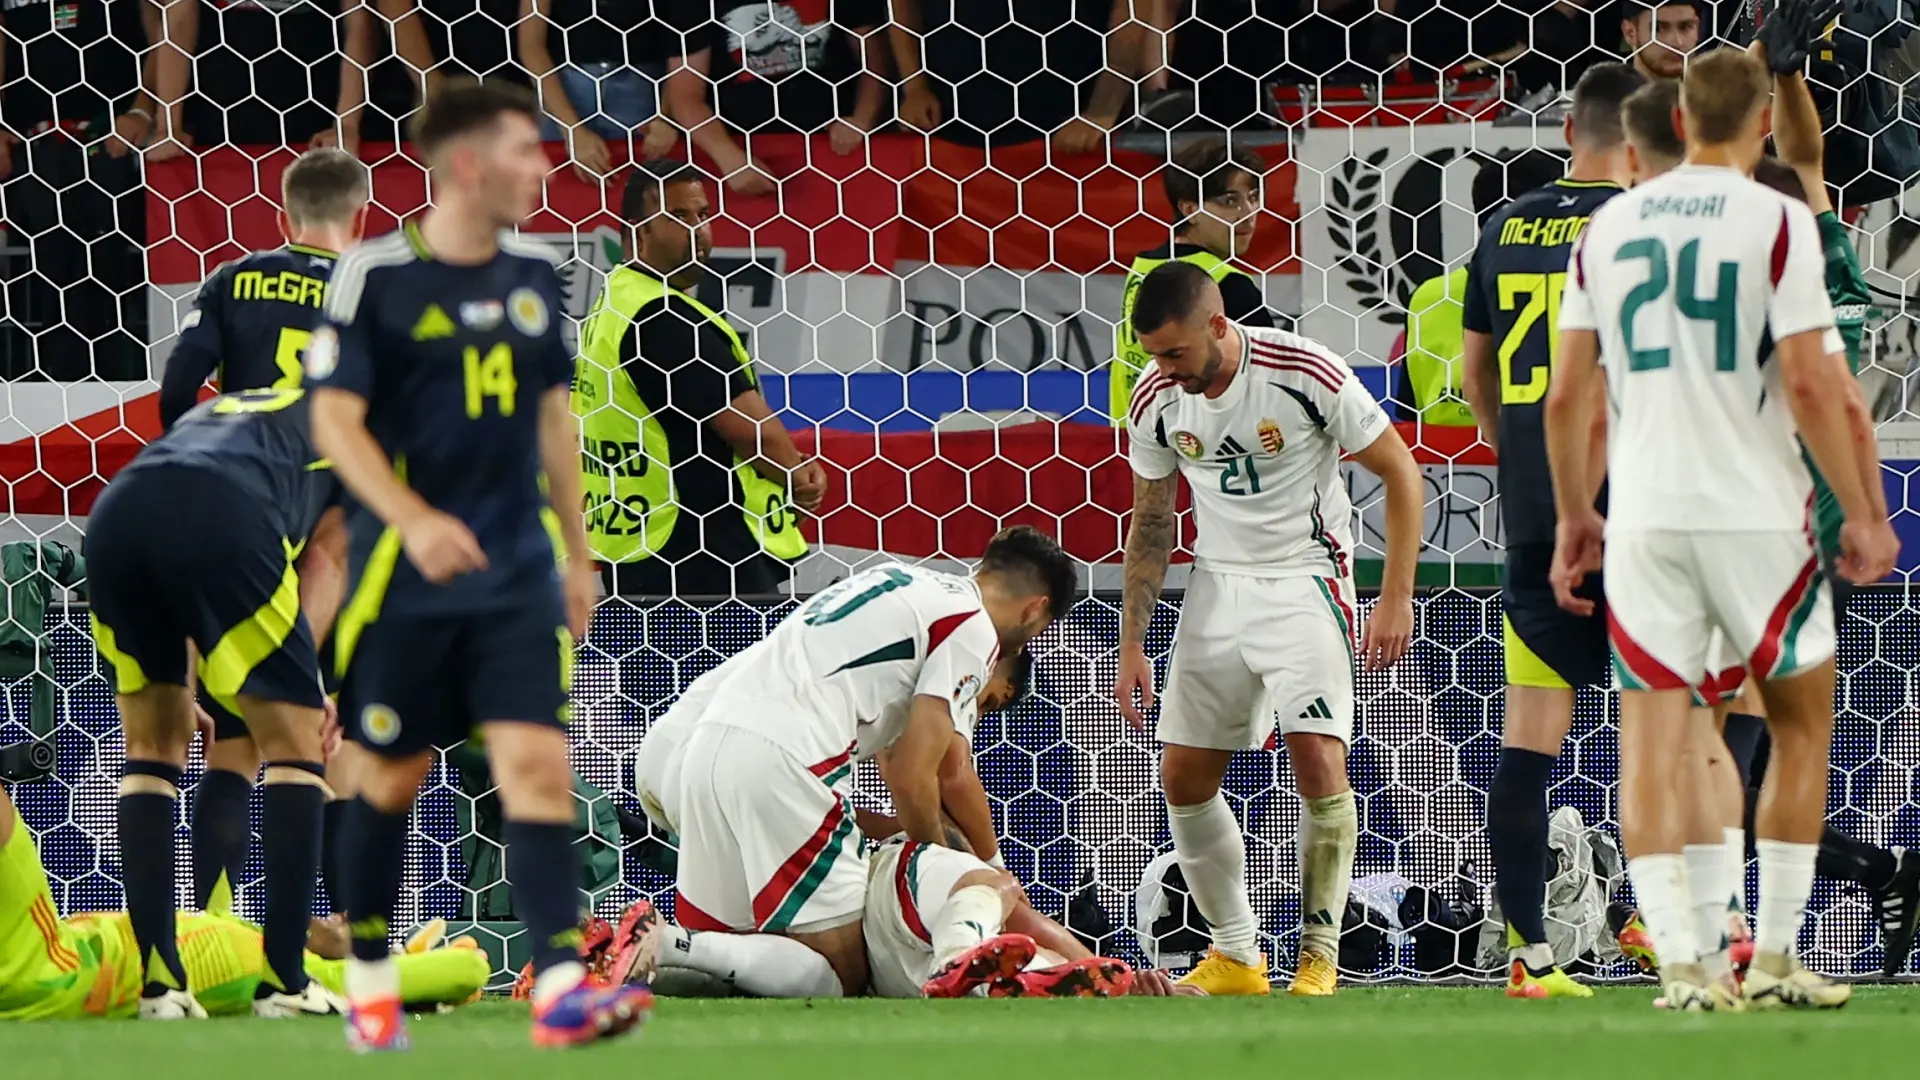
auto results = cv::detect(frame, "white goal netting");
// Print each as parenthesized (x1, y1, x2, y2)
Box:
(1, 0, 1918, 987)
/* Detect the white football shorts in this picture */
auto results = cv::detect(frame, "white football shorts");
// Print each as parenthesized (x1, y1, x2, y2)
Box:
(1607, 529, 1833, 692)
(864, 838, 995, 999)
(1158, 569, 1357, 750)
(664, 720, 865, 936)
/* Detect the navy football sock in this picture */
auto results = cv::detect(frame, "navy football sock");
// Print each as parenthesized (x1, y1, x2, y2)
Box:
(258, 765, 325, 995)
(505, 820, 583, 977)
(320, 797, 348, 912)
(1721, 713, 1767, 789)
(1488, 747, 1557, 950)
(120, 759, 188, 997)
(341, 797, 409, 963)
(190, 767, 252, 910)
(1818, 827, 1899, 892)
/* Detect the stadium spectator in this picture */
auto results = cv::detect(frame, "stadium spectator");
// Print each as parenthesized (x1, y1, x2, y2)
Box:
(1108, 136, 1275, 424)
(886, 0, 1112, 147)
(1479, 0, 1621, 93)
(0, 0, 148, 380)
(1620, 0, 1703, 79)
(662, 0, 888, 194)
(579, 160, 824, 598)
(162, 0, 375, 154)
(515, 0, 680, 184)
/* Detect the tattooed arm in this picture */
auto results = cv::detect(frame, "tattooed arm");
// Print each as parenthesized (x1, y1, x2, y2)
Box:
(1115, 471, 1180, 729)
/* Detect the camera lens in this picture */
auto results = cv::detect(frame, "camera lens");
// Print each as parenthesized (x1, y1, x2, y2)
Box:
(27, 740, 53, 771)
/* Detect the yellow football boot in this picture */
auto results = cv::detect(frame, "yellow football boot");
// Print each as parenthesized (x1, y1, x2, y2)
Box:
(1506, 961, 1594, 999)
(1175, 949, 1272, 996)
(1288, 950, 1339, 996)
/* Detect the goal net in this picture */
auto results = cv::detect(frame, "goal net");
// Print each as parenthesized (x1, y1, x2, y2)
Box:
(2, 1, 1918, 988)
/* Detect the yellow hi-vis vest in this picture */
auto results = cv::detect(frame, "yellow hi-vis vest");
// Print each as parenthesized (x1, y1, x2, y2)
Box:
(1402, 268, 1477, 427)
(1109, 249, 1249, 426)
(573, 268, 806, 564)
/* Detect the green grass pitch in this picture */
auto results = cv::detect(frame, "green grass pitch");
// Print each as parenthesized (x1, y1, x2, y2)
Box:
(12, 988, 1920, 1079)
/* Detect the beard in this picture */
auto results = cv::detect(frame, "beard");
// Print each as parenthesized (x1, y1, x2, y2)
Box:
(1179, 342, 1224, 393)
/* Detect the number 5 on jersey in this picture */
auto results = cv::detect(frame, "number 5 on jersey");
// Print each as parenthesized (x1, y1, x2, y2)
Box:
(464, 343, 518, 418)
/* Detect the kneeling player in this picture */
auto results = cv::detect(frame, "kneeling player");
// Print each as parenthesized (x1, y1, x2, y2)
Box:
(0, 774, 486, 1019)
(634, 530, 1076, 998)
(86, 388, 348, 1020)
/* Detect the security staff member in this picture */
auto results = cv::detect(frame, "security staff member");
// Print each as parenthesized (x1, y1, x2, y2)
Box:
(576, 159, 826, 598)
(1109, 136, 1276, 425)
(1397, 151, 1568, 427)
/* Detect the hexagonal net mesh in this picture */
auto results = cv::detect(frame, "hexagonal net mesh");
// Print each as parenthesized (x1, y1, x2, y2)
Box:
(0, 0, 1916, 990)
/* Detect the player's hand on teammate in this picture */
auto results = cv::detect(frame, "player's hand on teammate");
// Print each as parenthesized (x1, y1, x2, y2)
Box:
(399, 509, 490, 584)
(1550, 510, 1606, 616)
(1360, 595, 1414, 670)
(1114, 643, 1156, 730)
(790, 459, 829, 512)
(192, 702, 218, 746)
(1837, 518, 1900, 584)
(320, 697, 343, 762)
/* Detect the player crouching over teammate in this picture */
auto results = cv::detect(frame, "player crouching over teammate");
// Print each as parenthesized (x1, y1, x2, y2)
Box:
(632, 528, 1076, 999)
(0, 763, 489, 1019)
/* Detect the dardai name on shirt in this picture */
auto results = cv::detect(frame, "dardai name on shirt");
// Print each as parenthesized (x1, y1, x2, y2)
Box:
(1497, 214, 1591, 248)
(1638, 194, 1729, 220)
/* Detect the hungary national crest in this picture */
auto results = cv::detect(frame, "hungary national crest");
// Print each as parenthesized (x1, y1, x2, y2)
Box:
(1173, 431, 1204, 459)
(1257, 418, 1284, 454)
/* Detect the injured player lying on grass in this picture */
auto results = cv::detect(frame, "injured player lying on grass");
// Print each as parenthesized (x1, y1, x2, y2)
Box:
(583, 652, 1201, 999)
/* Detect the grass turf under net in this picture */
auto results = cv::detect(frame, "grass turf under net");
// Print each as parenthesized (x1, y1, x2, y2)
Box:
(12, 988, 1920, 1079)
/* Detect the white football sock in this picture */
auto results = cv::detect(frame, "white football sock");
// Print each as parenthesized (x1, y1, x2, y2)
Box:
(1167, 793, 1260, 966)
(1755, 839, 1817, 960)
(530, 960, 586, 1006)
(930, 884, 1007, 968)
(661, 924, 842, 998)
(1724, 827, 1748, 917)
(1627, 854, 1698, 972)
(1684, 842, 1734, 982)
(1300, 791, 1357, 962)
(344, 956, 399, 1005)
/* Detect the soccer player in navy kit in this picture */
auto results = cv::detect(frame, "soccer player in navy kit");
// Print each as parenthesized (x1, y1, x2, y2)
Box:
(86, 387, 349, 1020)
(307, 82, 650, 1050)
(159, 147, 369, 917)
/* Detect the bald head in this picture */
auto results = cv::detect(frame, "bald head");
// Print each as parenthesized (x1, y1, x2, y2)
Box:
(1131, 260, 1231, 395)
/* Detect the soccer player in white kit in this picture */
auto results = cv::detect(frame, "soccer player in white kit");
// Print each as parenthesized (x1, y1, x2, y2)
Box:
(1113, 261, 1425, 996)
(632, 526, 1076, 998)
(1545, 48, 1899, 1012)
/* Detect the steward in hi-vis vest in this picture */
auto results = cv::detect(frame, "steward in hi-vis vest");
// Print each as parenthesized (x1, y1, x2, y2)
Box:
(1110, 136, 1276, 425)
(576, 161, 826, 598)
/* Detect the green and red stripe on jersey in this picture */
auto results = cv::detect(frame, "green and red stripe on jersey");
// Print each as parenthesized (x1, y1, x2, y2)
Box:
(1607, 610, 1690, 692)
(1749, 556, 1824, 681)
(894, 841, 932, 944)
(1307, 488, 1350, 577)
(753, 797, 858, 933)
(809, 744, 855, 790)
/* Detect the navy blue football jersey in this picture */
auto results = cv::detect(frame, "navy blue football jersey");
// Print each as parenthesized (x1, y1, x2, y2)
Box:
(307, 222, 573, 616)
(162, 244, 338, 431)
(120, 387, 340, 545)
(1462, 178, 1622, 546)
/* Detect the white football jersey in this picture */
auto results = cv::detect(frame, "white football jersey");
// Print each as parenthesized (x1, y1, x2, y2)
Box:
(1559, 164, 1839, 533)
(655, 563, 999, 769)
(1127, 323, 1392, 579)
